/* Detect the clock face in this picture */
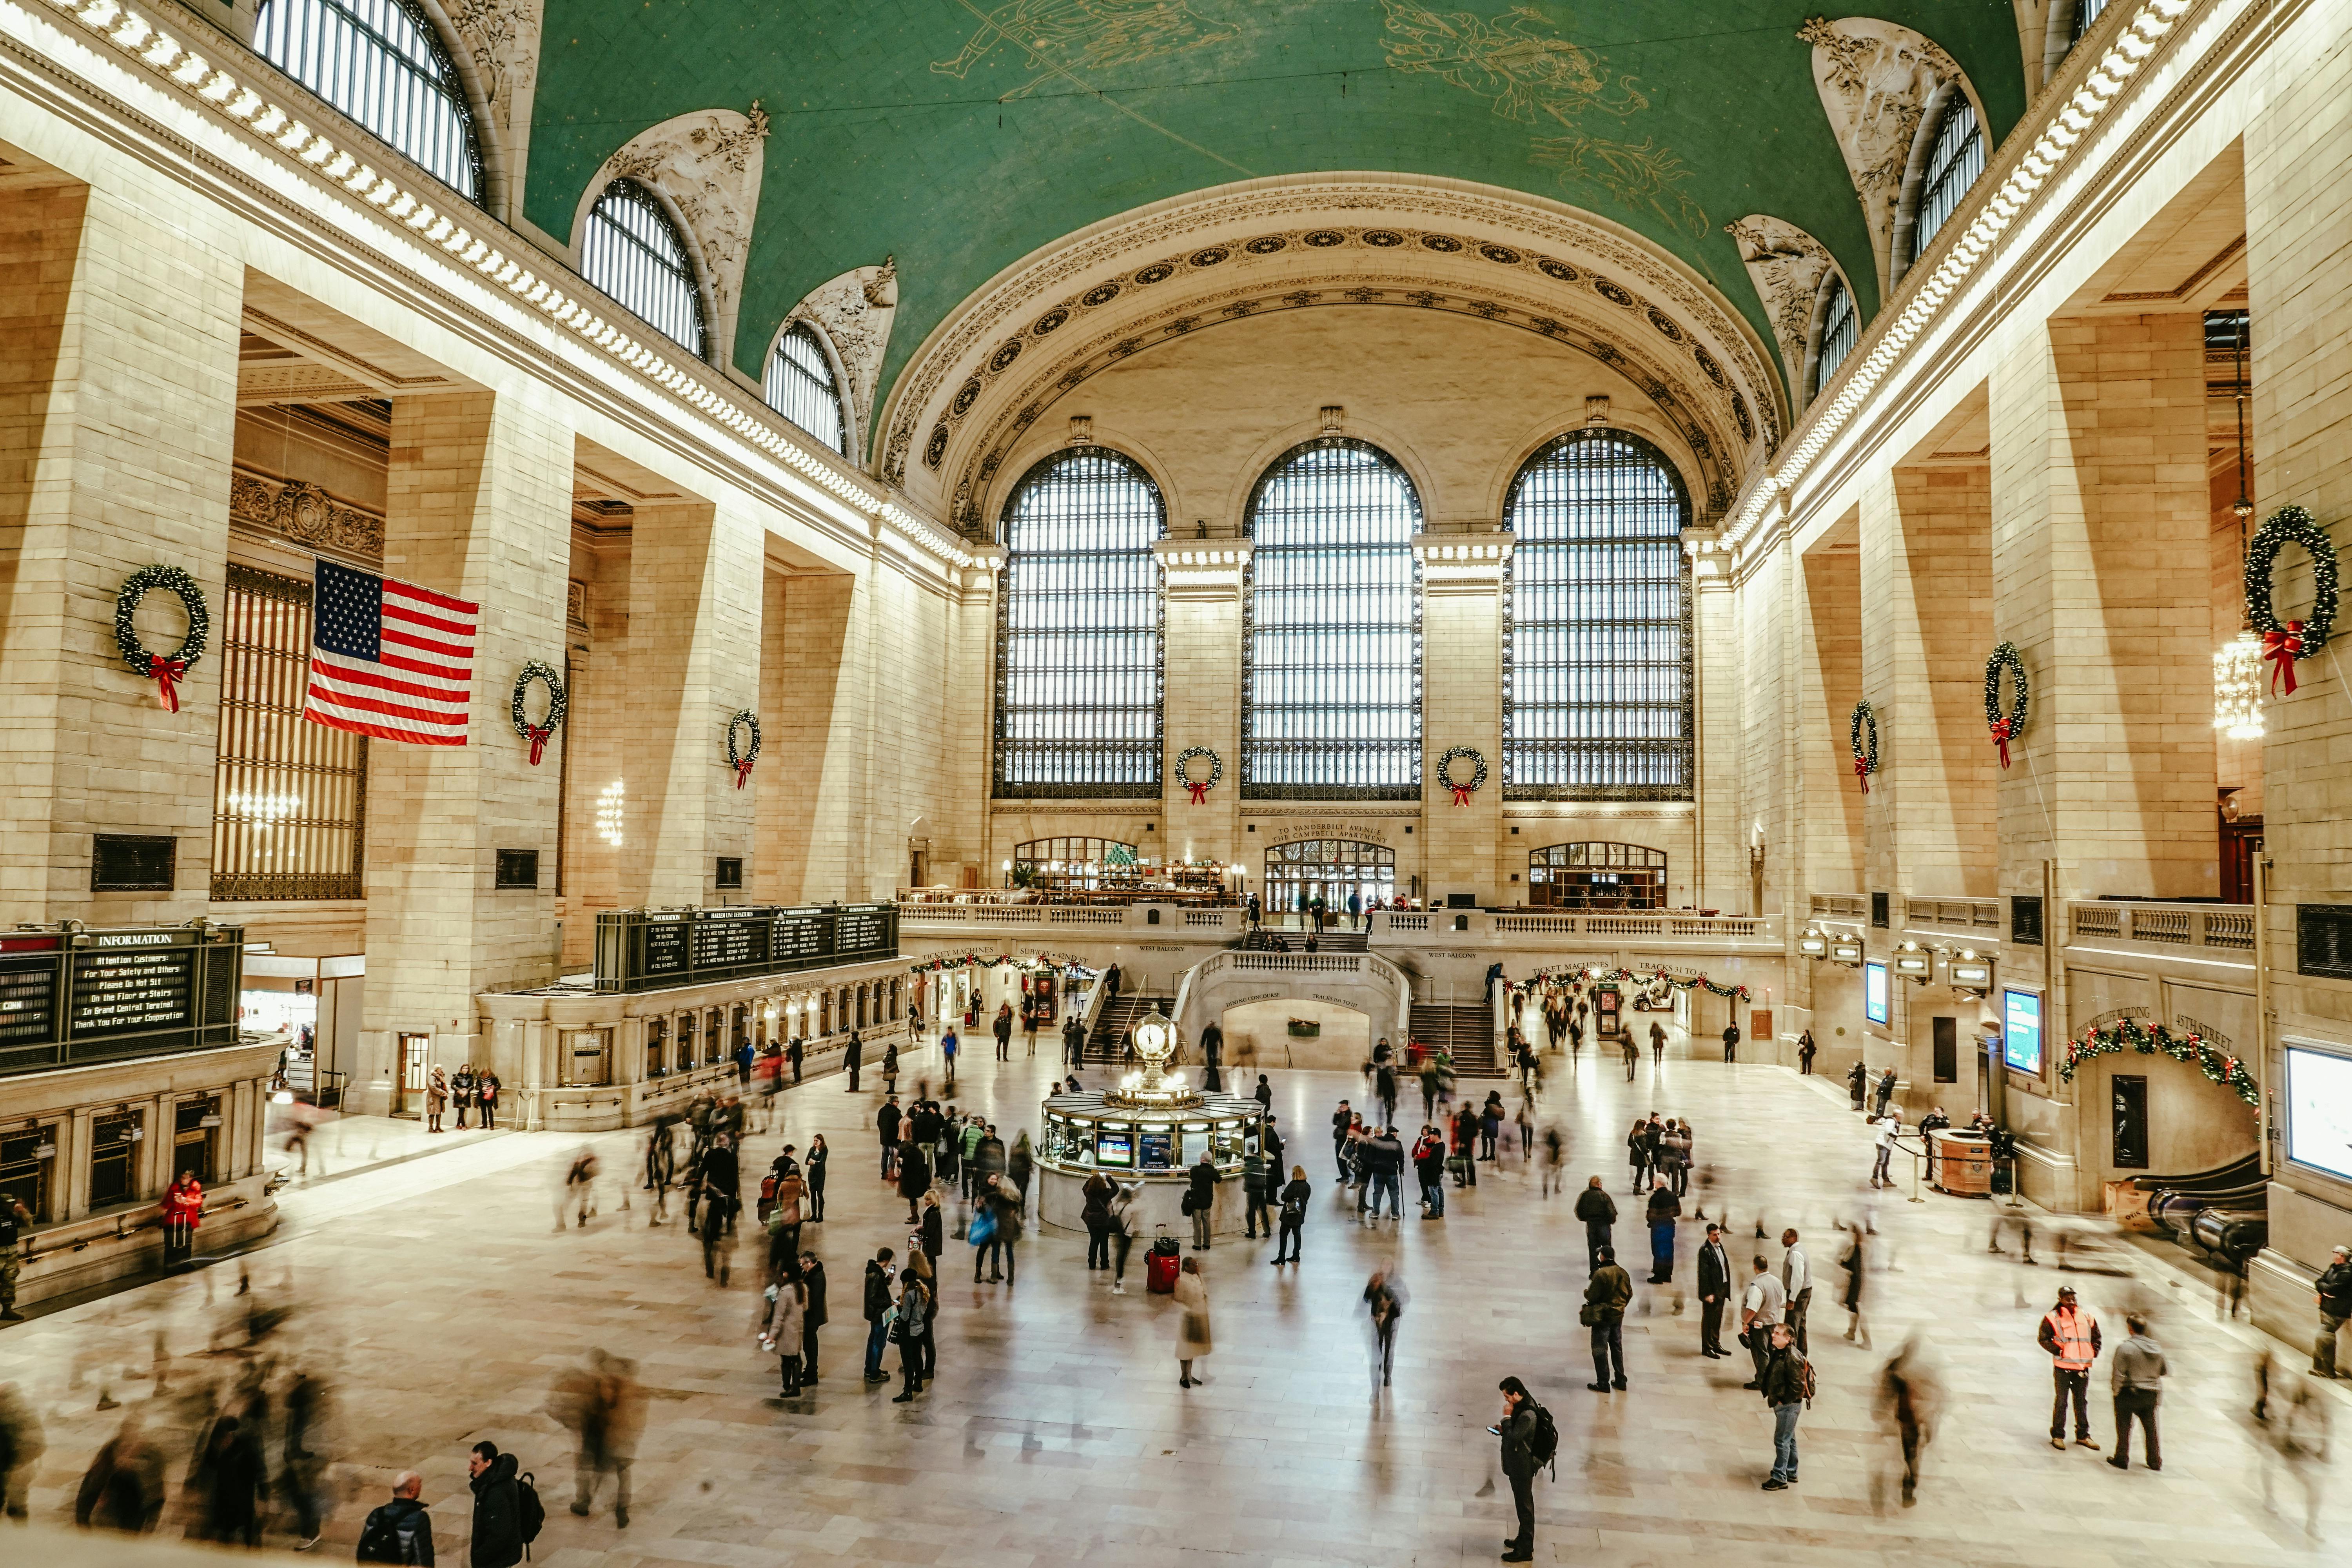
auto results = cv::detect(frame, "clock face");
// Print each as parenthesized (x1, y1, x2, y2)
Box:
(1136, 1023, 1166, 1051)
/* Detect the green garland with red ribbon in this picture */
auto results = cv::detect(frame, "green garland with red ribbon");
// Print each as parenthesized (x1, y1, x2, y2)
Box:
(1519, 964, 1751, 1003)
(2059, 1016, 2258, 1107)
(907, 949, 1089, 975)
(2244, 504, 2339, 697)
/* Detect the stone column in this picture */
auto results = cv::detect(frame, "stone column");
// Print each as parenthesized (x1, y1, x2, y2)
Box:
(355, 391, 573, 1114)
(1417, 537, 1509, 905)
(1989, 313, 2215, 901)
(1858, 464, 1997, 901)
(1155, 543, 1248, 879)
(2243, 13, 2352, 1341)
(760, 566, 859, 901)
(619, 497, 763, 909)
(0, 183, 241, 925)
(1691, 547, 1743, 911)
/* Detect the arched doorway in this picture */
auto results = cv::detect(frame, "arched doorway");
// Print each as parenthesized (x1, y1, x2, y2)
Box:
(1527, 842, 1666, 909)
(1264, 838, 1396, 922)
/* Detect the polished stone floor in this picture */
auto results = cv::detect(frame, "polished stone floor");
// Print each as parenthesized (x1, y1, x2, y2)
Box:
(3, 1029, 2344, 1566)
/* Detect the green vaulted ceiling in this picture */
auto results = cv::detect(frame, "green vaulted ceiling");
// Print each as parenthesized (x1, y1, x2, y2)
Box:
(528, 2, 2025, 441)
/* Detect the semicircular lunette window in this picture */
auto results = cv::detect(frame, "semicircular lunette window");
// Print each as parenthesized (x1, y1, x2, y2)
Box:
(766, 322, 849, 456)
(1243, 439, 1424, 799)
(1503, 430, 1691, 800)
(255, 0, 483, 203)
(993, 447, 1166, 798)
(1911, 94, 1985, 262)
(580, 180, 707, 358)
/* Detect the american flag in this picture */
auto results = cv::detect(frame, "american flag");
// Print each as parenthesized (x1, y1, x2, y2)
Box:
(302, 560, 479, 745)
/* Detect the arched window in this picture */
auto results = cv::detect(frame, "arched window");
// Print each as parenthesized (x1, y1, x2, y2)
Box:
(1243, 440, 1423, 797)
(1811, 276, 1858, 399)
(1910, 95, 1984, 262)
(2070, 0, 2111, 45)
(766, 322, 850, 456)
(255, 0, 483, 202)
(993, 448, 1165, 797)
(1527, 842, 1668, 910)
(1012, 837, 1141, 889)
(1503, 431, 1691, 798)
(580, 180, 706, 358)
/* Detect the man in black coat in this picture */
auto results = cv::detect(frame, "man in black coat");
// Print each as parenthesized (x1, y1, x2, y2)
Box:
(2314, 1243, 2352, 1377)
(1186, 1151, 1220, 1249)
(842, 1033, 861, 1092)
(1572, 1176, 1617, 1270)
(876, 1097, 902, 1177)
(1696, 1222, 1734, 1357)
(1497, 1377, 1541, 1562)
(862, 1249, 896, 1384)
(465, 1442, 522, 1568)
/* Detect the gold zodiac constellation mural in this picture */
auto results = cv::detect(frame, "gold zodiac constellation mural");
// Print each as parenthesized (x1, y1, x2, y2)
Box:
(933, 0, 1241, 99)
(1381, 1, 1706, 237)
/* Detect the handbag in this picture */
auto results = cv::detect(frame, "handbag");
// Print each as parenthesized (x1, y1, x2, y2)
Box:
(969, 1205, 997, 1247)
(1578, 1303, 1597, 1328)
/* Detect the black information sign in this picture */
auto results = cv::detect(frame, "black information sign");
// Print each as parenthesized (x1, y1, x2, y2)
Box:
(71, 941, 194, 1037)
(0, 924, 243, 1080)
(595, 903, 897, 994)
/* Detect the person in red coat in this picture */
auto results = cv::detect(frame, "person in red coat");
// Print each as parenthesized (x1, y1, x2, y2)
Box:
(162, 1172, 203, 1270)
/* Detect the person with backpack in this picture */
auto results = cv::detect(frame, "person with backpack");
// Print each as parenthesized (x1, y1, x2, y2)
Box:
(1495, 1376, 1552, 1562)
(356, 1472, 435, 1563)
(1271, 1165, 1310, 1265)
(1759, 1323, 1809, 1490)
(465, 1441, 533, 1568)
(1583, 1246, 1633, 1390)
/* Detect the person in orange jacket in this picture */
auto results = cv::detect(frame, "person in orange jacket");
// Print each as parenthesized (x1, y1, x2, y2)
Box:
(161, 1172, 203, 1270)
(2038, 1285, 2103, 1451)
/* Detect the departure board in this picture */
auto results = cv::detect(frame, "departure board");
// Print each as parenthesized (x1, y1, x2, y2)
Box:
(642, 921, 688, 976)
(773, 908, 829, 964)
(836, 905, 892, 960)
(0, 952, 59, 1045)
(594, 904, 897, 993)
(690, 911, 770, 970)
(69, 940, 194, 1037)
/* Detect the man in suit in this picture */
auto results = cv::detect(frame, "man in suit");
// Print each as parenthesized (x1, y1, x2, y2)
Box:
(1696, 1222, 1733, 1357)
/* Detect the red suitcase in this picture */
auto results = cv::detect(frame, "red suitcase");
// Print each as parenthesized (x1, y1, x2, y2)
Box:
(1145, 1226, 1181, 1294)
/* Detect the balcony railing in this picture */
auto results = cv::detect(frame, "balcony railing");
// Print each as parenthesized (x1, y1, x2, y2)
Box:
(1904, 897, 2001, 932)
(1810, 893, 1867, 920)
(2067, 901, 2255, 954)
(895, 895, 1237, 937)
(1374, 910, 1773, 944)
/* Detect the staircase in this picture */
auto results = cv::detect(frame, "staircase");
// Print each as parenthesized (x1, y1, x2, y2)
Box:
(1239, 926, 1369, 953)
(1085, 992, 1176, 1064)
(1410, 1003, 1501, 1078)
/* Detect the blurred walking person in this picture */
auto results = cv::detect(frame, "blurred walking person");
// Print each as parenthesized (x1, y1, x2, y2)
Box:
(0, 1381, 43, 1522)
(554, 1349, 642, 1526)
(74, 1408, 164, 1534)
(1363, 1269, 1405, 1390)
(1875, 1335, 1938, 1509)
(1840, 1225, 1870, 1347)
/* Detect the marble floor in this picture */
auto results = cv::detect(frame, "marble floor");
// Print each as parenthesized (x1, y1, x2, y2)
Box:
(3, 1034, 2345, 1566)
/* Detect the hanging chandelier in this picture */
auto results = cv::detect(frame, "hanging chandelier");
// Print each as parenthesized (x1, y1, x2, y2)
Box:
(2214, 312, 2263, 740)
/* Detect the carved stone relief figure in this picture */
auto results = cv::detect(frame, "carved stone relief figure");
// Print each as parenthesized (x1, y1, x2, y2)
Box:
(589, 105, 770, 363)
(441, 0, 543, 220)
(789, 258, 899, 461)
(229, 469, 386, 559)
(1798, 16, 1970, 294)
(1724, 214, 1841, 407)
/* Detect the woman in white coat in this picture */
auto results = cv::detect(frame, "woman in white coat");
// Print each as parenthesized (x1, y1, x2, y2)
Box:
(1174, 1256, 1212, 1388)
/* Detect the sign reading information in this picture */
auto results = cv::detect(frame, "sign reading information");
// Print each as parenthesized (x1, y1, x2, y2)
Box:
(0, 924, 242, 1079)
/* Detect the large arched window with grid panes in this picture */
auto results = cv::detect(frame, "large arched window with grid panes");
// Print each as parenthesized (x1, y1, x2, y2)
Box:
(1243, 439, 1423, 798)
(1503, 430, 1691, 799)
(1809, 275, 1858, 401)
(1909, 93, 1984, 263)
(766, 322, 850, 457)
(581, 180, 707, 358)
(255, 0, 483, 202)
(993, 448, 1165, 797)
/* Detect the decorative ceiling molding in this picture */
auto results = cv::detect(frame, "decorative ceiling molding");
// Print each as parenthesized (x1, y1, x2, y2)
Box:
(1799, 16, 1976, 296)
(588, 105, 770, 363)
(1725, 214, 1846, 401)
(881, 176, 1782, 516)
(789, 259, 898, 463)
(229, 466, 385, 559)
(443, 0, 541, 139)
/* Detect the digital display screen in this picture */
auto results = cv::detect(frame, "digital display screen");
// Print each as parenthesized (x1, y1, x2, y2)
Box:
(1139, 1131, 1174, 1170)
(70, 944, 194, 1038)
(1865, 962, 1889, 1026)
(642, 922, 688, 975)
(1094, 1130, 1133, 1168)
(2004, 989, 2043, 1073)
(2286, 1046, 2352, 1181)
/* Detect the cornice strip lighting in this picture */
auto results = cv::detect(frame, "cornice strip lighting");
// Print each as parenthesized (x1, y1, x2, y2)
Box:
(26, 0, 974, 571)
(1720, 0, 2193, 560)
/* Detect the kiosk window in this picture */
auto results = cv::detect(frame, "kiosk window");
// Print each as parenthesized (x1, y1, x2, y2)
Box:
(90, 1111, 142, 1209)
(1094, 1130, 1134, 1168)
(174, 1096, 219, 1183)
(0, 1126, 52, 1223)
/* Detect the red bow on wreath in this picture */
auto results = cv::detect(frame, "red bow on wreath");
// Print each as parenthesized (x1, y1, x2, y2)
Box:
(734, 758, 755, 789)
(524, 724, 553, 766)
(1989, 717, 2013, 769)
(1450, 782, 1474, 806)
(1187, 779, 1210, 805)
(1853, 756, 1871, 794)
(2263, 621, 2305, 696)
(149, 656, 187, 714)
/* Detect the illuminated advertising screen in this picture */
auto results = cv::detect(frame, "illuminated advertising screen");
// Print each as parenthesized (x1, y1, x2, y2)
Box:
(2003, 989, 2043, 1073)
(1864, 961, 1889, 1026)
(2285, 1045, 2352, 1182)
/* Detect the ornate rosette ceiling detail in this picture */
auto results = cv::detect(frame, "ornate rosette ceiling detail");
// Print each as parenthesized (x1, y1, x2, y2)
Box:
(880, 178, 1784, 525)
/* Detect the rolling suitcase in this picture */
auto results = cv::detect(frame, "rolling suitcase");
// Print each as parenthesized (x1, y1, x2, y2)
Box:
(1146, 1225, 1181, 1293)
